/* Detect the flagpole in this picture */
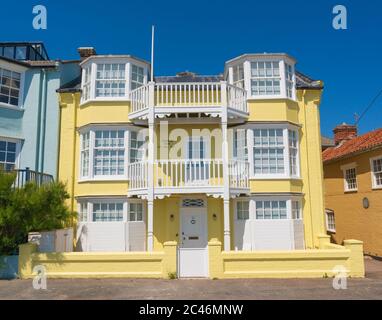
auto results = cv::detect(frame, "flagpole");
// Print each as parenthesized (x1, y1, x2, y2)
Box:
(151, 25, 155, 82)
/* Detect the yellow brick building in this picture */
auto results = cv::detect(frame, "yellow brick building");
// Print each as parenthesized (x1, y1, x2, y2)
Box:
(323, 124, 382, 257)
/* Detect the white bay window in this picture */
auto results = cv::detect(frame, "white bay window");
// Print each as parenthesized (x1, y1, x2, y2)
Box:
(80, 58, 148, 103)
(251, 61, 281, 96)
(249, 126, 300, 178)
(79, 128, 146, 181)
(234, 197, 304, 251)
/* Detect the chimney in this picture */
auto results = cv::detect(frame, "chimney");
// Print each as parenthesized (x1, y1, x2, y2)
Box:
(77, 47, 96, 60)
(333, 123, 357, 146)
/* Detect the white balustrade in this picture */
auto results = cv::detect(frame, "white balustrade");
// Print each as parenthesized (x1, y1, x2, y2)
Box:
(227, 84, 247, 113)
(229, 159, 250, 189)
(127, 161, 148, 189)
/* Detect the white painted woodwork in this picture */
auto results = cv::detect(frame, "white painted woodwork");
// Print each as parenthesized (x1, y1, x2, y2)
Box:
(178, 205, 208, 277)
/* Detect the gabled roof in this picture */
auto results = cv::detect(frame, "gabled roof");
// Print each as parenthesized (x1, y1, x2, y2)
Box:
(322, 128, 382, 163)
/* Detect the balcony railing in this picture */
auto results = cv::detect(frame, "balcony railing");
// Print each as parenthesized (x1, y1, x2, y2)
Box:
(127, 159, 249, 192)
(127, 161, 148, 190)
(155, 159, 224, 188)
(229, 160, 250, 189)
(129, 82, 247, 116)
(12, 168, 54, 188)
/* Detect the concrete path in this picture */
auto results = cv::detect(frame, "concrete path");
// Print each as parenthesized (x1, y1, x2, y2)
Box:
(1, 257, 381, 300)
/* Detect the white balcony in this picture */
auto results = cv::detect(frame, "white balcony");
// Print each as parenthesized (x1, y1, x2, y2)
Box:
(127, 159, 249, 198)
(129, 82, 248, 120)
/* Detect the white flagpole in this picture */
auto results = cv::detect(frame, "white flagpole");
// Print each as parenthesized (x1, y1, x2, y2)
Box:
(151, 25, 155, 82)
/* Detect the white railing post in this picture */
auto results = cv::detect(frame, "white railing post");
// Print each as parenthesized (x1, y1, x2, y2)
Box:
(220, 81, 231, 251)
(147, 81, 155, 252)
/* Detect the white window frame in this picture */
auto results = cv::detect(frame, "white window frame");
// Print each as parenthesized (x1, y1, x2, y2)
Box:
(80, 58, 148, 104)
(0, 61, 26, 110)
(326, 210, 336, 233)
(288, 129, 300, 178)
(77, 198, 146, 223)
(0, 136, 21, 170)
(79, 126, 130, 181)
(247, 124, 300, 179)
(235, 200, 250, 221)
(234, 196, 303, 221)
(232, 64, 245, 89)
(341, 162, 358, 192)
(370, 156, 382, 189)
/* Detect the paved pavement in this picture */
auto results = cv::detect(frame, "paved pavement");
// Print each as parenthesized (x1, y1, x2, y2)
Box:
(1, 257, 382, 300)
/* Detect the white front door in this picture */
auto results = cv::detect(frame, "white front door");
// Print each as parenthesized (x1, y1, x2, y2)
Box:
(178, 199, 208, 277)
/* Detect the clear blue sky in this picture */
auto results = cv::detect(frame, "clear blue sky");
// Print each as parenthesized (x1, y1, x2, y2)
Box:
(2, 0, 381, 137)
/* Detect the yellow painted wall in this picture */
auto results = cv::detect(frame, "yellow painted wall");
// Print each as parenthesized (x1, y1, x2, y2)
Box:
(247, 91, 326, 248)
(324, 149, 382, 256)
(58, 88, 326, 251)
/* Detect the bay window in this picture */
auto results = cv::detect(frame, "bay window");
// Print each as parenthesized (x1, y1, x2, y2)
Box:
(80, 58, 148, 103)
(79, 128, 147, 180)
(234, 197, 304, 251)
(251, 126, 300, 178)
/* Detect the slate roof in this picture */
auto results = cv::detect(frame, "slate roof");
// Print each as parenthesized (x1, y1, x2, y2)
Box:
(322, 128, 382, 163)
(56, 76, 81, 93)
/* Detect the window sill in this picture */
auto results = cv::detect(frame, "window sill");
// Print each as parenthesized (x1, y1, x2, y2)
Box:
(344, 189, 358, 193)
(247, 96, 296, 102)
(79, 98, 131, 107)
(372, 185, 382, 190)
(250, 176, 302, 181)
(78, 177, 128, 183)
(327, 229, 336, 234)
(0, 102, 24, 112)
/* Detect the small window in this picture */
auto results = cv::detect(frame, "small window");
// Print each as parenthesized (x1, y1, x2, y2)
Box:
(255, 200, 287, 219)
(371, 157, 382, 188)
(182, 199, 205, 207)
(292, 201, 301, 219)
(95, 63, 126, 97)
(131, 65, 144, 90)
(343, 166, 357, 191)
(288, 130, 299, 176)
(0, 140, 17, 171)
(92, 202, 123, 222)
(326, 210, 336, 233)
(129, 202, 143, 221)
(78, 202, 88, 222)
(0, 67, 21, 107)
(232, 64, 244, 89)
(250, 61, 281, 96)
(236, 201, 249, 220)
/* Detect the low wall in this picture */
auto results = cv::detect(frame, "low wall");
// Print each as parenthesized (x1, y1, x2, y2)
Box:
(18, 241, 177, 279)
(209, 235, 365, 279)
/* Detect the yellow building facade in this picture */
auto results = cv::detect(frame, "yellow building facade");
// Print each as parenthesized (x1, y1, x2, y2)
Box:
(53, 50, 358, 278)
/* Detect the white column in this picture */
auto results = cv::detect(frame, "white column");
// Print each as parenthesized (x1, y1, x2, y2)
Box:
(147, 81, 155, 251)
(221, 81, 231, 251)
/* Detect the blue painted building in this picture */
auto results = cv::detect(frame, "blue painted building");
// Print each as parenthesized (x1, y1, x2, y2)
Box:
(0, 42, 80, 178)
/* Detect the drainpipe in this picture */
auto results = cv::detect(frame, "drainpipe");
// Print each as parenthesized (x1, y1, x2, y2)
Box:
(70, 93, 78, 212)
(39, 68, 49, 177)
(35, 69, 45, 173)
